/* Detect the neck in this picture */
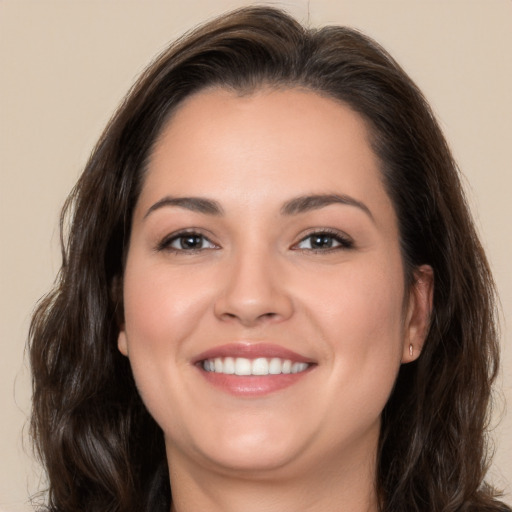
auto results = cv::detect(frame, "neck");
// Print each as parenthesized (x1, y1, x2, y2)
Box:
(166, 435, 380, 512)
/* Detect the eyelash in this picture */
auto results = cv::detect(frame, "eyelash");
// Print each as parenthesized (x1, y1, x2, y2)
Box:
(156, 228, 354, 254)
(156, 230, 218, 253)
(292, 229, 354, 253)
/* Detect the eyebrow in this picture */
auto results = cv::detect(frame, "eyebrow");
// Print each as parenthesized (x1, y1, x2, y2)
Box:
(281, 194, 374, 221)
(144, 196, 224, 218)
(144, 193, 373, 221)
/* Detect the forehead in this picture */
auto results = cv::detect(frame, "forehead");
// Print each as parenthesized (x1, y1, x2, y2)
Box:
(139, 87, 393, 223)
(151, 87, 374, 168)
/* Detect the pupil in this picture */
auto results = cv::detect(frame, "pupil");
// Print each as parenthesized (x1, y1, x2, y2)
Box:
(180, 235, 202, 249)
(312, 235, 332, 248)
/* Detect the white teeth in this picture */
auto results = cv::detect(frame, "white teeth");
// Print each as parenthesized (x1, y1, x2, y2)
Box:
(291, 362, 308, 373)
(202, 356, 309, 376)
(252, 357, 269, 375)
(269, 357, 283, 374)
(235, 357, 252, 375)
(223, 357, 235, 374)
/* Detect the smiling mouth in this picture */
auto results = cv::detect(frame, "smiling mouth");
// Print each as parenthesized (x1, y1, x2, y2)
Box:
(201, 357, 310, 376)
(194, 343, 315, 395)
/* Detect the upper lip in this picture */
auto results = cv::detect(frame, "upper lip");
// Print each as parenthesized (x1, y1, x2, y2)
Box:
(193, 343, 313, 364)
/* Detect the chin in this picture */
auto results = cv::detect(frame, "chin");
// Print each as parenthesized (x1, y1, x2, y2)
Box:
(196, 447, 304, 478)
(166, 417, 312, 476)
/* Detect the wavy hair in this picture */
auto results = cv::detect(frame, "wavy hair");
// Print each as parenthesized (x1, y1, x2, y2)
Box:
(29, 6, 508, 512)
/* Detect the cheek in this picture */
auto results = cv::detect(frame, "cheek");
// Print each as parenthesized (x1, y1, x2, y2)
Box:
(122, 258, 213, 355)
(305, 256, 405, 345)
(301, 257, 406, 407)
(120, 257, 215, 419)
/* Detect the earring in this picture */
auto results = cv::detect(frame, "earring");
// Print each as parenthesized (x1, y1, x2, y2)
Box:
(409, 344, 413, 357)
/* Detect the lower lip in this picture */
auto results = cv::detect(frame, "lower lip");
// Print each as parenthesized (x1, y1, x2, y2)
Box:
(198, 366, 314, 397)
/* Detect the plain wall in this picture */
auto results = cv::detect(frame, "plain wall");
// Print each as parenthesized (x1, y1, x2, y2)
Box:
(1, 1, 510, 510)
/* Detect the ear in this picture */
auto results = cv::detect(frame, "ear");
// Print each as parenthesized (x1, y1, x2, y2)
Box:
(401, 264, 434, 363)
(118, 329, 129, 357)
(111, 274, 129, 357)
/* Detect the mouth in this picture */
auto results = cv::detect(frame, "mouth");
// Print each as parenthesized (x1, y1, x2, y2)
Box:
(194, 343, 315, 396)
(201, 357, 310, 375)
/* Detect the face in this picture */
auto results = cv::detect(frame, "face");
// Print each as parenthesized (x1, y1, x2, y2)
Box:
(118, 88, 432, 480)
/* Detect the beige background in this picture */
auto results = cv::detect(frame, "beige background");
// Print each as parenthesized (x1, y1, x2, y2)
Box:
(1, 1, 510, 510)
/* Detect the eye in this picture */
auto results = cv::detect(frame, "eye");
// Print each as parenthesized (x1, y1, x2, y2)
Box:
(157, 231, 218, 252)
(293, 231, 353, 252)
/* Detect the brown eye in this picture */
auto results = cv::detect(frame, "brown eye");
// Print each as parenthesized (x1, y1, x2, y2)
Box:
(310, 234, 336, 249)
(294, 231, 353, 251)
(158, 232, 217, 252)
(177, 234, 206, 250)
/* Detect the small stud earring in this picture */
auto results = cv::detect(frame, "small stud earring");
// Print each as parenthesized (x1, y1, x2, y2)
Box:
(409, 344, 413, 357)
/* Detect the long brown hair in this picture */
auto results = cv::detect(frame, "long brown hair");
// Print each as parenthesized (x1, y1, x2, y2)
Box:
(29, 7, 508, 512)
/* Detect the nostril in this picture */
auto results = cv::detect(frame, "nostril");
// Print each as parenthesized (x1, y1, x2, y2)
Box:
(214, 283, 294, 325)
(219, 310, 281, 326)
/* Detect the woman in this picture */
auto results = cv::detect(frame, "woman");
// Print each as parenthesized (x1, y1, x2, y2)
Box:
(28, 6, 509, 512)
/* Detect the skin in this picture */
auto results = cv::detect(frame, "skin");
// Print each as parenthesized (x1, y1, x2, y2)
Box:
(118, 88, 433, 512)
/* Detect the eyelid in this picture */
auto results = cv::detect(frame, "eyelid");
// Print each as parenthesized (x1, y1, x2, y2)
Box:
(155, 228, 220, 252)
(291, 228, 354, 251)
(155, 227, 353, 253)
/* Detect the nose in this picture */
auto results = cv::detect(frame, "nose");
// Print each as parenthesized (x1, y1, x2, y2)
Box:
(213, 248, 294, 327)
